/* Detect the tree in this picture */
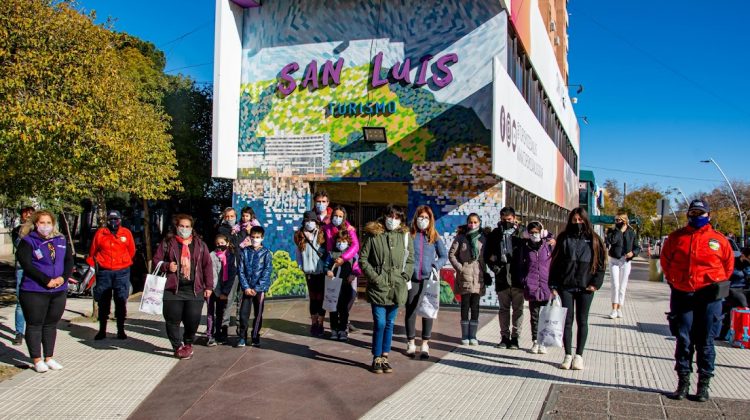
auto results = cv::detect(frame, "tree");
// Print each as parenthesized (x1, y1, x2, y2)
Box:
(602, 179, 622, 215)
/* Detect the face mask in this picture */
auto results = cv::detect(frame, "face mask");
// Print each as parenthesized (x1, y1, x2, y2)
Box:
(226, 218, 236, 227)
(385, 217, 401, 231)
(615, 222, 624, 229)
(501, 221, 515, 230)
(216, 245, 227, 251)
(467, 223, 480, 232)
(530, 233, 542, 243)
(417, 217, 430, 231)
(37, 225, 53, 236)
(336, 242, 349, 251)
(574, 223, 585, 234)
(332, 216, 343, 227)
(305, 221, 317, 231)
(688, 215, 710, 229)
(315, 202, 327, 213)
(107, 220, 120, 231)
(177, 227, 192, 239)
(251, 238, 263, 247)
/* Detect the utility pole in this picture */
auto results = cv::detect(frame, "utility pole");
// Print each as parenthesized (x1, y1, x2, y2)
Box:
(623, 182, 627, 207)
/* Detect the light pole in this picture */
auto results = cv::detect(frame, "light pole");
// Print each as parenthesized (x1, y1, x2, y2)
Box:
(700, 158, 745, 245)
(670, 187, 690, 207)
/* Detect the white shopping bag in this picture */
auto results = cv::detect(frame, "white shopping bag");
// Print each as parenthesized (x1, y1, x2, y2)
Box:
(536, 296, 567, 348)
(139, 262, 167, 315)
(322, 267, 343, 312)
(416, 268, 441, 319)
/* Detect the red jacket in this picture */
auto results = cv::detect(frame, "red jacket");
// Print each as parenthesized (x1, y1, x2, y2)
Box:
(661, 224, 734, 292)
(87, 227, 136, 271)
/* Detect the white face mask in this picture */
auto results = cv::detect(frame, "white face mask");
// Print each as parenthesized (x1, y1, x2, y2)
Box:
(332, 216, 343, 227)
(305, 221, 317, 231)
(385, 217, 401, 231)
(251, 238, 263, 247)
(530, 233, 542, 243)
(417, 217, 430, 231)
(315, 202, 328, 213)
(336, 242, 349, 251)
(177, 227, 192, 238)
(37, 225, 54, 237)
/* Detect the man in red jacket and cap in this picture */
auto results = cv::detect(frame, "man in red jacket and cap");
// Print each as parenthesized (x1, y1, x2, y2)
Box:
(88, 210, 136, 340)
(661, 198, 734, 402)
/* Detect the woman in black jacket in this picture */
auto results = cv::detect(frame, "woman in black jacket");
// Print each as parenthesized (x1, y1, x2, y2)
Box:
(605, 213, 641, 319)
(549, 208, 606, 371)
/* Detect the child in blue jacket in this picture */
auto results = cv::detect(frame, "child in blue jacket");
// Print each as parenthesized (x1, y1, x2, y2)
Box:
(237, 226, 273, 347)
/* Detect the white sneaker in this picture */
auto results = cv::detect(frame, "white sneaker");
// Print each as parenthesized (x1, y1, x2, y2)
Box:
(609, 310, 618, 319)
(420, 342, 430, 357)
(571, 355, 584, 370)
(406, 341, 417, 356)
(33, 361, 49, 373)
(45, 359, 63, 370)
(461, 339, 470, 345)
(469, 338, 479, 346)
(538, 344, 548, 354)
(617, 310, 623, 318)
(560, 354, 573, 370)
(530, 341, 540, 354)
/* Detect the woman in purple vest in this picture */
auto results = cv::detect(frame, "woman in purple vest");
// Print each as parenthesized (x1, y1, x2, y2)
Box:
(517, 221, 554, 354)
(15, 210, 73, 373)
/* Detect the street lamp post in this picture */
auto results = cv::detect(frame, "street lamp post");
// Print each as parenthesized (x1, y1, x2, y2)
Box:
(671, 187, 690, 207)
(701, 158, 745, 246)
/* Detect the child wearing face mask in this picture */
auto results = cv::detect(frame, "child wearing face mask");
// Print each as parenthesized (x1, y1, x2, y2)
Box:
(325, 229, 355, 341)
(322, 206, 362, 333)
(449, 213, 487, 345)
(294, 210, 328, 337)
(207, 234, 237, 346)
(518, 221, 554, 354)
(236, 226, 273, 347)
(237, 206, 261, 248)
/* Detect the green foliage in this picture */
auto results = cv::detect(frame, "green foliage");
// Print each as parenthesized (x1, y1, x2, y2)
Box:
(439, 280, 455, 304)
(268, 250, 307, 297)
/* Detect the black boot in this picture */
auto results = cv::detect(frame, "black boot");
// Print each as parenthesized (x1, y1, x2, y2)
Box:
(116, 317, 127, 340)
(95, 320, 107, 340)
(115, 299, 127, 339)
(694, 375, 711, 402)
(667, 372, 690, 400)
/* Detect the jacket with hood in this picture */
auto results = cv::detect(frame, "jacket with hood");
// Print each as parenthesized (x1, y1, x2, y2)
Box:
(153, 236, 214, 296)
(517, 239, 554, 302)
(87, 226, 136, 271)
(485, 222, 524, 291)
(449, 225, 487, 295)
(322, 221, 362, 276)
(360, 220, 414, 306)
(238, 245, 273, 292)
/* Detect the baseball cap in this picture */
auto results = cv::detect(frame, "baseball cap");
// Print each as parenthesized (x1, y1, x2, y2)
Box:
(688, 199, 710, 214)
(107, 210, 122, 220)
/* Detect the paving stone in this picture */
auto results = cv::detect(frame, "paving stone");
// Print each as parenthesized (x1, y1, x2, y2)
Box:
(543, 411, 608, 420)
(715, 398, 750, 416)
(609, 401, 664, 419)
(664, 406, 722, 419)
(610, 389, 662, 405)
(552, 396, 608, 414)
(556, 384, 609, 401)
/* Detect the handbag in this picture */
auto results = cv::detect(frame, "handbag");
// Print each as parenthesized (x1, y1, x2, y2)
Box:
(403, 233, 412, 290)
(139, 262, 167, 315)
(416, 268, 441, 319)
(322, 266, 343, 312)
(536, 296, 567, 348)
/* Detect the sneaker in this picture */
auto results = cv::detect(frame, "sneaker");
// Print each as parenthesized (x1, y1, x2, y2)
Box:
(495, 336, 511, 349)
(381, 357, 393, 373)
(330, 330, 340, 340)
(617, 310, 623, 318)
(338, 330, 349, 342)
(251, 337, 261, 347)
(509, 336, 519, 349)
(177, 344, 194, 360)
(560, 354, 573, 370)
(609, 310, 618, 319)
(371, 357, 384, 374)
(538, 344, 548, 354)
(33, 361, 49, 373)
(530, 341, 540, 354)
(406, 341, 417, 357)
(469, 338, 479, 346)
(461, 339, 470, 345)
(571, 355, 584, 370)
(420, 343, 430, 360)
(348, 323, 360, 333)
(236, 338, 247, 348)
(45, 359, 63, 370)
(13, 333, 24, 346)
(206, 337, 217, 347)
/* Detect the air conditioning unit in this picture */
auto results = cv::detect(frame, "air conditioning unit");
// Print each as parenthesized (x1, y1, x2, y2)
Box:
(550, 20, 557, 32)
(554, 36, 561, 46)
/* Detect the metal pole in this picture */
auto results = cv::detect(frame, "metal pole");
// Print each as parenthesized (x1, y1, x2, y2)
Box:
(704, 158, 744, 246)
(674, 187, 690, 207)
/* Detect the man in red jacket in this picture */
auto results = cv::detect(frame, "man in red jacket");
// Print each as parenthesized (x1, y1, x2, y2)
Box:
(88, 210, 136, 340)
(661, 199, 734, 402)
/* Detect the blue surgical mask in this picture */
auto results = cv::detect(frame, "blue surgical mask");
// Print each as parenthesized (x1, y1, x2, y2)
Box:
(332, 216, 343, 227)
(315, 202, 327, 213)
(336, 242, 349, 251)
(305, 221, 317, 231)
(385, 217, 401, 231)
(688, 215, 710, 229)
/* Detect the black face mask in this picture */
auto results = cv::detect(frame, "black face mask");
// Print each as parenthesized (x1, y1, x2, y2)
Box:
(501, 221, 515, 230)
(615, 222, 624, 229)
(573, 223, 585, 235)
(107, 220, 120, 232)
(216, 245, 228, 251)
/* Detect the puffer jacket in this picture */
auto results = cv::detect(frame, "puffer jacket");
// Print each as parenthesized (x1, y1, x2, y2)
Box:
(606, 226, 641, 261)
(322, 221, 362, 276)
(153, 236, 213, 295)
(87, 226, 136, 270)
(549, 232, 606, 291)
(449, 227, 487, 295)
(661, 224, 734, 293)
(360, 220, 414, 306)
(238, 246, 273, 292)
(517, 239, 554, 302)
(210, 250, 238, 296)
(412, 231, 448, 281)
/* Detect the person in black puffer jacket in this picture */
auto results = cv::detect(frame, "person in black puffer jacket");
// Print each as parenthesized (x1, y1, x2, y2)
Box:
(550, 207, 607, 371)
(605, 213, 641, 319)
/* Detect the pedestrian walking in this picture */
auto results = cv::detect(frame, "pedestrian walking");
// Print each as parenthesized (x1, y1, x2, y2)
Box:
(216, 207, 242, 342)
(549, 207, 606, 371)
(449, 213, 487, 346)
(360, 204, 414, 374)
(153, 214, 213, 359)
(207, 234, 237, 347)
(11, 206, 35, 346)
(294, 210, 328, 336)
(322, 206, 362, 333)
(518, 221, 554, 354)
(485, 207, 525, 349)
(15, 210, 72, 372)
(405, 205, 448, 358)
(606, 212, 641, 319)
(661, 199, 734, 402)
(325, 229, 355, 341)
(236, 226, 273, 347)
(87, 210, 136, 340)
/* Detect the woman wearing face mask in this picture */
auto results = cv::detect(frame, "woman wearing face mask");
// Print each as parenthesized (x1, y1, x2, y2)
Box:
(294, 210, 328, 336)
(322, 206, 362, 332)
(16, 210, 74, 373)
(360, 205, 414, 374)
(449, 213, 487, 345)
(605, 213, 641, 319)
(549, 208, 607, 370)
(404, 205, 448, 359)
(153, 214, 214, 359)
(518, 221, 554, 354)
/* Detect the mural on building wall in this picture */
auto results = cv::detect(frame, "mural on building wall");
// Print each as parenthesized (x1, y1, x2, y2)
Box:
(234, 0, 510, 304)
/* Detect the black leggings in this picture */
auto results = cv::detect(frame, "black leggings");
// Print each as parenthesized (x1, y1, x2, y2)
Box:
(306, 273, 326, 317)
(239, 292, 266, 340)
(329, 281, 353, 332)
(163, 291, 204, 350)
(405, 280, 434, 340)
(559, 289, 595, 356)
(461, 293, 481, 321)
(19, 291, 66, 359)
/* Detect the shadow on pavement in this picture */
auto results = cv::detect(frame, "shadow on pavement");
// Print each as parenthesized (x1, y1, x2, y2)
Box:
(59, 318, 173, 357)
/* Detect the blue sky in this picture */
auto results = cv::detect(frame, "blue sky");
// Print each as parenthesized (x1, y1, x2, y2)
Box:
(78, 0, 749, 199)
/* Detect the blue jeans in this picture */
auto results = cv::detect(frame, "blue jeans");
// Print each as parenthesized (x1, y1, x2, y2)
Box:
(15, 268, 25, 335)
(371, 304, 398, 357)
(94, 268, 131, 322)
(669, 288, 723, 377)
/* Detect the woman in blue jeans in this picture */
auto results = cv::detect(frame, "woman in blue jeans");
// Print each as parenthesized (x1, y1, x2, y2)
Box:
(360, 205, 414, 374)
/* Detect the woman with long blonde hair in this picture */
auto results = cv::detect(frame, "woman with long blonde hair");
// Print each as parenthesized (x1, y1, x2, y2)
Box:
(605, 212, 641, 319)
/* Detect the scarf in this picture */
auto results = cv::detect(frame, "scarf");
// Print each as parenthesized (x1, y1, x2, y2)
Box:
(175, 235, 193, 280)
(215, 249, 228, 282)
(466, 228, 481, 261)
